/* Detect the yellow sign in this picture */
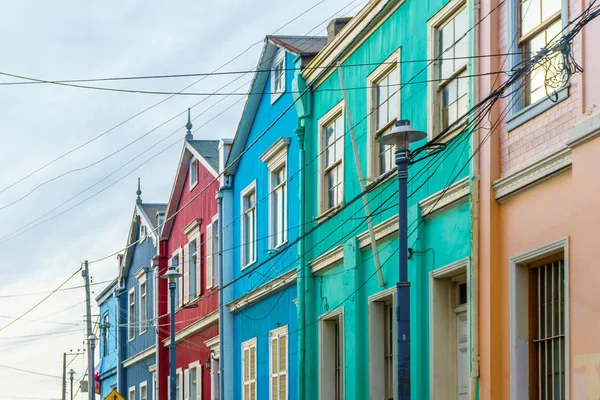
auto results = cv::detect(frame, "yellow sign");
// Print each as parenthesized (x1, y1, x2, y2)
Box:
(104, 389, 125, 400)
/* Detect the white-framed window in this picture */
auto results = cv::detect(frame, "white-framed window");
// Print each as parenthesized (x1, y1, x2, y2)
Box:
(318, 102, 345, 215)
(319, 308, 344, 400)
(152, 371, 157, 400)
(368, 289, 396, 400)
(269, 326, 288, 400)
(129, 386, 136, 400)
(140, 223, 147, 243)
(270, 163, 287, 248)
(368, 50, 400, 176)
(428, 0, 469, 139)
(206, 215, 219, 289)
(189, 158, 199, 190)
(177, 368, 183, 400)
(139, 280, 147, 334)
(184, 236, 199, 302)
(102, 311, 109, 357)
(510, 239, 568, 400)
(242, 337, 257, 400)
(188, 361, 202, 400)
(169, 249, 182, 311)
(140, 381, 147, 400)
(128, 288, 136, 341)
(271, 50, 286, 103)
(241, 182, 257, 267)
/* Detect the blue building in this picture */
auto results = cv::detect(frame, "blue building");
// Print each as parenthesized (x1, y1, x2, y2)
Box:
(96, 278, 118, 398)
(221, 35, 327, 400)
(116, 183, 166, 400)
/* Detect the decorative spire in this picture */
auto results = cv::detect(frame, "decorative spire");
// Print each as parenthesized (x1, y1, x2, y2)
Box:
(136, 177, 142, 204)
(185, 108, 193, 141)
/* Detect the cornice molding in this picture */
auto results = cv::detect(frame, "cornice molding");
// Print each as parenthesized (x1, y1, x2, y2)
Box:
(122, 346, 155, 368)
(567, 112, 600, 149)
(204, 336, 219, 350)
(493, 147, 572, 203)
(182, 218, 202, 236)
(227, 269, 296, 313)
(260, 137, 290, 164)
(419, 177, 470, 217)
(309, 245, 344, 274)
(357, 215, 398, 249)
(163, 310, 219, 347)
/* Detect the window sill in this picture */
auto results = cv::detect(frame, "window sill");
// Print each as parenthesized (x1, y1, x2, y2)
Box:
(315, 203, 344, 223)
(271, 90, 285, 105)
(189, 180, 198, 191)
(140, 328, 147, 336)
(365, 169, 397, 191)
(241, 260, 257, 271)
(432, 119, 468, 144)
(506, 85, 569, 132)
(128, 337, 135, 343)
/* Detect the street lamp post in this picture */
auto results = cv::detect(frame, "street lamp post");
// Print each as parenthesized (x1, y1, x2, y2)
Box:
(68, 369, 75, 400)
(378, 119, 426, 400)
(161, 266, 182, 400)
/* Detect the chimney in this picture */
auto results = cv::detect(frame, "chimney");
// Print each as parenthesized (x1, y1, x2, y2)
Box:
(327, 17, 352, 42)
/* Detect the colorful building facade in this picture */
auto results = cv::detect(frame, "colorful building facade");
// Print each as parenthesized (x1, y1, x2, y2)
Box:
(96, 278, 118, 398)
(157, 131, 229, 400)
(221, 35, 327, 400)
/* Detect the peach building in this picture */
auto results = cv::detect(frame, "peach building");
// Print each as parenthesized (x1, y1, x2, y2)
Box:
(477, 0, 600, 397)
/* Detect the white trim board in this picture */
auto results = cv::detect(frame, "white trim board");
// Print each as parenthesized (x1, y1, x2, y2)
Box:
(227, 269, 296, 313)
(357, 214, 398, 249)
(122, 346, 155, 368)
(418, 177, 470, 218)
(309, 245, 344, 274)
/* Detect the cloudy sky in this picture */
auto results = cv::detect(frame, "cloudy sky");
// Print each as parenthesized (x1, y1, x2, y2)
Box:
(0, 0, 361, 397)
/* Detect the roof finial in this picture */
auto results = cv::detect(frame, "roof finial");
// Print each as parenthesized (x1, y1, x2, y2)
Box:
(136, 178, 142, 204)
(185, 108, 193, 141)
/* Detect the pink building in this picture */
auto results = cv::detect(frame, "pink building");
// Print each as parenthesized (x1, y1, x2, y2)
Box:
(477, 0, 600, 397)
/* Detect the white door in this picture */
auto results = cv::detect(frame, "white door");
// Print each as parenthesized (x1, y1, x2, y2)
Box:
(456, 310, 469, 400)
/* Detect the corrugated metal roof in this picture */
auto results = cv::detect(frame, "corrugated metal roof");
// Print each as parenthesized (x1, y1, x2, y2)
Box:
(140, 203, 167, 229)
(268, 35, 328, 56)
(188, 140, 220, 172)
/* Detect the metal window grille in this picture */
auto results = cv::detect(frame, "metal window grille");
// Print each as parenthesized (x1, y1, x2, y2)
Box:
(532, 259, 565, 400)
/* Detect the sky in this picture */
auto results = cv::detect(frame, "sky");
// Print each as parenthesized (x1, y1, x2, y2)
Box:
(0, 0, 362, 398)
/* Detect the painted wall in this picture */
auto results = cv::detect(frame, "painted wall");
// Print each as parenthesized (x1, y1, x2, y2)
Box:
(228, 49, 300, 400)
(301, 1, 473, 399)
(98, 292, 118, 398)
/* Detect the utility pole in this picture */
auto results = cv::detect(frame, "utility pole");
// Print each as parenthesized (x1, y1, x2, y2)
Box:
(62, 353, 67, 400)
(82, 260, 96, 400)
(68, 369, 75, 400)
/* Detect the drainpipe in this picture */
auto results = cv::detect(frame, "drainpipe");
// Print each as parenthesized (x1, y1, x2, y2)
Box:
(470, 0, 481, 397)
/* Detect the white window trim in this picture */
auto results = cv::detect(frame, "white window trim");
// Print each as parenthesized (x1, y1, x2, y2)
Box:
(428, 257, 470, 399)
(368, 287, 397, 400)
(269, 325, 289, 400)
(242, 337, 258, 400)
(271, 50, 286, 104)
(150, 370, 157, 400)
(189, 157, 199, 190)
(427, 0, 468, 141)
(317, 101, 345, 217)
(366, 49, 401, 179)
(510, 237, 569, 400)
(169, 247, 183, 313)
(139, 381, 148, 400)
(139, 276, 148, 335)
(240, 181, 258, 269)
(128, 287, 136, 342)
(177, 367, 183, 400)
(266, 146, 288, 249)
(129, 386, 136, 400)
(206, 214, 219, 289)
(319, 307, 344, 400)
(188, 360, 202, 400)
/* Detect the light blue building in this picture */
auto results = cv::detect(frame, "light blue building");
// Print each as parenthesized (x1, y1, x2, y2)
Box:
(96, 278, 118, 398)
(116, 183, 166, 400)
(221, 35, 327, 400)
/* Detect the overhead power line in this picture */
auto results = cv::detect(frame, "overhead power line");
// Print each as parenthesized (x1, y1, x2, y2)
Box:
(0, 363, 62, 380)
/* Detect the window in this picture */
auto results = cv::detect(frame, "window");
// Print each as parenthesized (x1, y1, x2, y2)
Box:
(519, 0, 563, 106)
(368, 291, 395, 400)
(177, 369, 183, 400)
(242, 338, 257, 400)
(140, 223, 147, 242)
(319, 103, 344, 214)
(140, 280, 147, 333)
(270, 326, 288, 400)
(368, 51, 400, 175)
(128, 288, 136, 341)
(437, 7, 469, 131)
(270, 164, 287, 247)
(140, 382, 147, 400)
(190, 158, 199, 189)
(206, 216, 219, 289)
(102, 312, 109, 357)
(320, 309, 343, 400)
(129, 386, 136, 400)
(241, 183, 257, 267)
(186, 237, 199, 301)
(169, 252, 182, 311)
(271, 51, 285, 103)
(152, 372, 157, 400)
(188, 362, 201, 400)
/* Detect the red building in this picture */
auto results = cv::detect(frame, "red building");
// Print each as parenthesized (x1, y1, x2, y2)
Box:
(157, 122, 230, 400)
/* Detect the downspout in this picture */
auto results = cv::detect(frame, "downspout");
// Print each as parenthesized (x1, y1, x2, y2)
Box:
(292, 54, 309, 400)
(470, 0, 481, 397)
(217, 179, 230, 400)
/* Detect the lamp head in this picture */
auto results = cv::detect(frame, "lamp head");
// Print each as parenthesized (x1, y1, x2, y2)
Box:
(377, 119, 427, 149)
(161, 267, 182, 283)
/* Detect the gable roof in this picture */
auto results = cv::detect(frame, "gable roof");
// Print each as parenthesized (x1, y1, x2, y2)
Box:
(95, 278, 118, 304)
(225, 35, 327, 175)
(161, 139, 222, 240)
(119, 201, 166, 282)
